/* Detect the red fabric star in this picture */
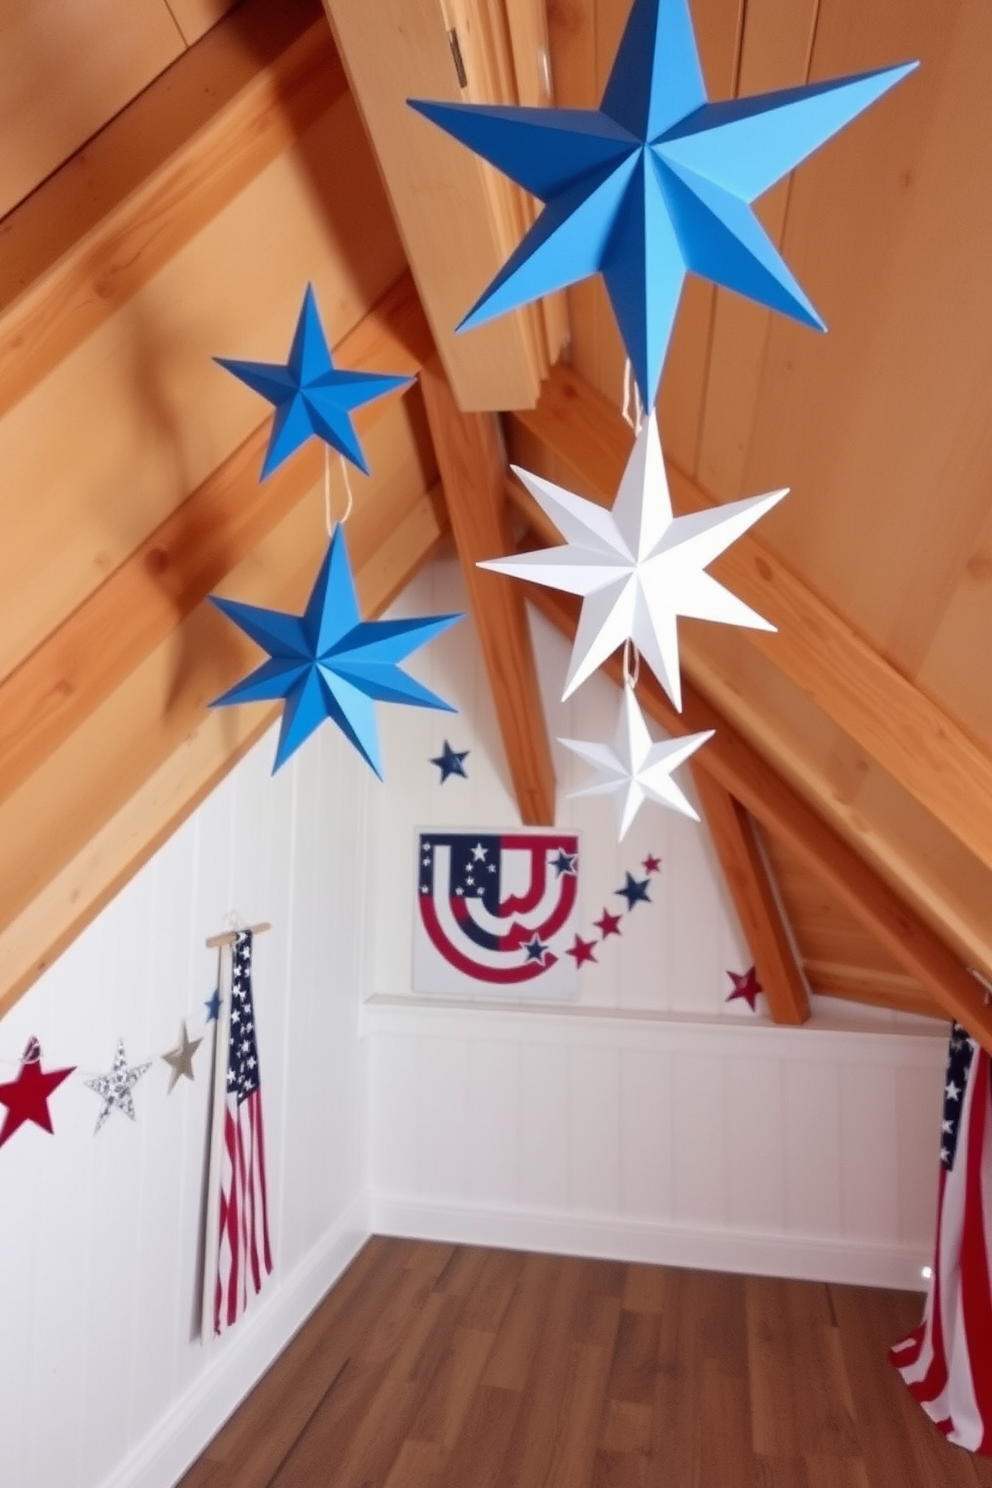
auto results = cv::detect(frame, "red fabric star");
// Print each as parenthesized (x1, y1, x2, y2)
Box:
(594, 908, 623, 939)
(566, 934, 598, 967)
(0, 1037, 75, 1148)
(642, 853, 662, 874)
(726, 966, 762, 1012)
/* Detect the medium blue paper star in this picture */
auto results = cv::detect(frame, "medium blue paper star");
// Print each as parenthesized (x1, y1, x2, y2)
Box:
(410, 0, 916, 405)
(204, 988, 222, 1023)
(215, 284, 413, 478)
(431, 740, 470, 781)
(616, 872, 651, 910)
(210, 526, 463, 775)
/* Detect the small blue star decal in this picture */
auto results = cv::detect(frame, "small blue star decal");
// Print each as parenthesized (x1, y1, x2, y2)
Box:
(550, 848, 578, 877)
(215, 284, 413, 478)
(616, 872, 651, 910)
(524, 933, 551, 965)
(210, 526, 463, 774)
(204, 988, 222, 1023)
(410, 0, 915, 404)
(431, 740, 470, 782)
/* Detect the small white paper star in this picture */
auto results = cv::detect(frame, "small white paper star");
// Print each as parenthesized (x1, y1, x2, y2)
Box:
(85, 1038, 151, 1133)
(481, 416, 786, 708)
(560, 684, 713, 839)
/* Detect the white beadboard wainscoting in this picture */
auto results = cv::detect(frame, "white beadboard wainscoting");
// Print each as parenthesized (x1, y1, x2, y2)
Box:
(0, 723, 375, 1488)
(365, 997, 946, 1292)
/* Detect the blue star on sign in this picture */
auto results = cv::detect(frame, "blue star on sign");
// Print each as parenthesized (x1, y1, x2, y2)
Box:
(524, 934, 551, 965)
(616, 872, 651, 910)
(409, 0, 916, 406)
(215, 284, 413, 479)
(210, 526, 463, 775)
(431, 740, 470, 781)
(550, 848, 578, 877)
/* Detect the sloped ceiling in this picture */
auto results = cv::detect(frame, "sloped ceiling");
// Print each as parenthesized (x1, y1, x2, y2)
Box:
(0, 0, 989, 1045)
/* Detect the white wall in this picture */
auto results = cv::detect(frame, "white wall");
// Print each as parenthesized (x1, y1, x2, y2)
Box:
(0, 720, 375, 1488)
(366, 555, 947, 1290)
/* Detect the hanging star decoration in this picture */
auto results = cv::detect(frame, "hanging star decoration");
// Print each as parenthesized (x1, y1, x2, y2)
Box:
(431, 740, 470, 782)
(85, 1038, 151, 1133)
(616, 871, 652, 910)
(204, 987, 223, 1023)
(215, 283, 413, 478)
(0, 1037, 75, 1149)
(561, 682, 712, 839)
(211, 525, 463, 774)
(726, 965, 762, 1011)
(161, 1021, 203, 1093)
(481, 417, 785, 708)
(410, 0, 915, 404)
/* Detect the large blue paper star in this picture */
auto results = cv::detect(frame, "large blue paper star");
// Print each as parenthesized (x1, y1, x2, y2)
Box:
(210, 526, 463, 775)
(216, 284, 413, 478)
(410, 0, 916, 405)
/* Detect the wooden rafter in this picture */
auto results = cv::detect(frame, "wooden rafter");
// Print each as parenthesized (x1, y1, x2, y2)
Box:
(0, 0, 341, 422)
(322, 0, 559, 410)
(691, 769, 810, 1026)
(420, 356, 555, 825)
(504, 364, 992, 882)
(529, 585, 992, 1054)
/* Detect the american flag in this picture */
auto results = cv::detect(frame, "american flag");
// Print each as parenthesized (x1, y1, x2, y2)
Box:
(890, 1021, 992, 1453)
(212, 930, 272, 1334)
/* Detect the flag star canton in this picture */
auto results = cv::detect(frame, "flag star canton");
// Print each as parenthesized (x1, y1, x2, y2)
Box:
(941, 1022, 975, 1171)
(230, 933, 261, 1103)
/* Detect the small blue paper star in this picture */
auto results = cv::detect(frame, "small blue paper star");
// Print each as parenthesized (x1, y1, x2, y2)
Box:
(410, 0, 915, 405)
(210, 526, 463, 775)
(431, 740, 470, 781)
(616, 872, 651, 910)
(551, 848, 578, 877)
(204, 988, 222, 1023)
(215, 284, 413, 478)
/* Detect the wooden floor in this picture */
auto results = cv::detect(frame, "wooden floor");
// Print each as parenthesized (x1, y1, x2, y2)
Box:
(180, 1238, 992, 1488)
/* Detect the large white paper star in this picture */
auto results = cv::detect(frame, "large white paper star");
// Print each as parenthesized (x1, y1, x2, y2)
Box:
(560, 684, 712, 839)
(481, 416, 786, 708)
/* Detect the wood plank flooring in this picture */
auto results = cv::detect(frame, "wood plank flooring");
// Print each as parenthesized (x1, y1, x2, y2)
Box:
(179, 1239, 992, 1488)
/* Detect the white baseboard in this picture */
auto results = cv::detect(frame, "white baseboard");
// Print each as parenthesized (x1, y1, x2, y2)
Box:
(372, 1194, 929, 1293)
(102, 1191, 373, 1488)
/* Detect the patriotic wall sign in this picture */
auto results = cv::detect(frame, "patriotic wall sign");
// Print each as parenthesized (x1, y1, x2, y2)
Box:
(891, 1023, 992, 1454)
(414, 830, 581, 998)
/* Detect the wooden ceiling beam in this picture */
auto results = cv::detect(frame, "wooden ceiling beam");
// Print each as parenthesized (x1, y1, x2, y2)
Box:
(322, 0, 559, 410)
(0, 274, 431, 809)
(505, 365, 992, 879)
(420, 356, 555, 824)
(0, 0, 339, 423)
(691, 769, 810, 1026)
(529, 583, 992, 1054)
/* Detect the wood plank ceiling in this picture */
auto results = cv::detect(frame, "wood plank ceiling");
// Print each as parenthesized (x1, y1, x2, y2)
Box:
(0, 0, 989, 1046)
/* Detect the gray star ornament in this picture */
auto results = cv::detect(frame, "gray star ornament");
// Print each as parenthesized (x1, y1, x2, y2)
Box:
(85, 1038, 151, 1133)
(161, 1021, 204, 1093)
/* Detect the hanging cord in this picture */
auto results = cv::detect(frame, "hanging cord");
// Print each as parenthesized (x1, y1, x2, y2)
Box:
(622, 637, 640, 692)
(324, 446, 354, 536)
(622, 358, 644, 435)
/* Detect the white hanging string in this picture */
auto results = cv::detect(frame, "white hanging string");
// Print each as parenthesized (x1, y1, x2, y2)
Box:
(622, 637, 640, 691)
(323, 446, 354, 536)
(621, 358, 644, 435)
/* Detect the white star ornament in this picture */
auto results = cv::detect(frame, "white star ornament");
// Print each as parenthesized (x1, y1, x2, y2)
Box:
(560, 684, 712, 839)
(480, 417, 786, 709)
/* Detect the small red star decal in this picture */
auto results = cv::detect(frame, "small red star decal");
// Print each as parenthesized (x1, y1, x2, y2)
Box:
(726, 966, 762, 1012)
(594, 908, 623, 939)
(642, 853, 662, 874)
(0, 1037, 75, 1148)
(566, 934, 598, 967)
